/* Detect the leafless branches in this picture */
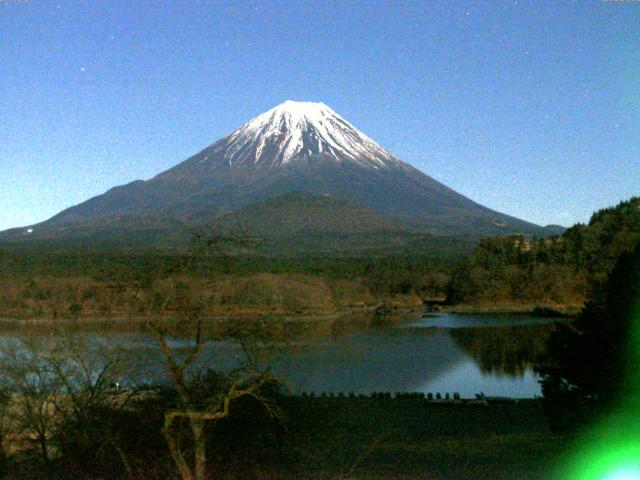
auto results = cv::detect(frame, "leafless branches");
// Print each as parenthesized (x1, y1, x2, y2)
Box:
(0, 334, 133, 467)
(144, 234, 282, 480)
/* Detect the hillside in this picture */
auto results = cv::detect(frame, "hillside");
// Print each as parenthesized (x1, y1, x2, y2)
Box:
(446, 196, 640, 307)
(211, 192, 401, 237)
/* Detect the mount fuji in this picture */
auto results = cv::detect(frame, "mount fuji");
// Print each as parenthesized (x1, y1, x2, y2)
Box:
(2, 101, 558, 249)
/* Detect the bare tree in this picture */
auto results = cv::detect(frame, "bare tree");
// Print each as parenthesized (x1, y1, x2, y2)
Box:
(149, 320, 279, 480)
(0, 333, 138, 473)
(45, 333, 139, 473)
(0, 337, 63, 464)
(144, 232, 281, 480)
(46, 335, 130, 422)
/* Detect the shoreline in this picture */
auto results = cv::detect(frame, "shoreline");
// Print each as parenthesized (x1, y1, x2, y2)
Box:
(373, 299, 581, 317)
(0, 301, 580, 331)
(441, 302, 581, 317)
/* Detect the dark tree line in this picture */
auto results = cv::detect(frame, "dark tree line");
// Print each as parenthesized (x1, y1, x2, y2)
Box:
(536, 243, 640, 432)
(447, 197, 640, 306)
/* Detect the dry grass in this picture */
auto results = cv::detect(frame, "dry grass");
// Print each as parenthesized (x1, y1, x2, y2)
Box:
(0, 273, 425, 322)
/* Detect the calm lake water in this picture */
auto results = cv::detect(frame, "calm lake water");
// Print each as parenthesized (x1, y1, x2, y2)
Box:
(33, 312, 561, 399)
(259, 313, 560, 398)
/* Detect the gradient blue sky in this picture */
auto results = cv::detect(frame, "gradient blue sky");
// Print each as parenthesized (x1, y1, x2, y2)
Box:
(1, 0, 638, 231)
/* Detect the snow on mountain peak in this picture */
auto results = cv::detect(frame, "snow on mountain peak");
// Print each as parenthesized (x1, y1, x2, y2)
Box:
(214, 101, 408, 170)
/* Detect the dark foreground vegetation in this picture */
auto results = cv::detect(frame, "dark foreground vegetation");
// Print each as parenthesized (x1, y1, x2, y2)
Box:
(537, 242, 640, 433)
(0, 380, 562, 480)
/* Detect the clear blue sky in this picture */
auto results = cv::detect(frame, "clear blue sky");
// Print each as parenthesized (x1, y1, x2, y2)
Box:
(1, 0, 638, 230)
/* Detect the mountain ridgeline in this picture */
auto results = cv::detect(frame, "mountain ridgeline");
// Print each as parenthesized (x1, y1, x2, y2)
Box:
(2, 101, 557, 252)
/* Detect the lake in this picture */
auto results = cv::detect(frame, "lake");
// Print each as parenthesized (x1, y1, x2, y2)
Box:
(30, 311, 562, 399)
(257, 312, 561, 398)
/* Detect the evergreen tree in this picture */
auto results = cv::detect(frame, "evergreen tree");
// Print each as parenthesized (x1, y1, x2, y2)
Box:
(537, 243, 640, 431)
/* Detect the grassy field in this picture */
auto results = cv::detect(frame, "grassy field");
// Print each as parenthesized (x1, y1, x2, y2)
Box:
(262, 397, 566, 479)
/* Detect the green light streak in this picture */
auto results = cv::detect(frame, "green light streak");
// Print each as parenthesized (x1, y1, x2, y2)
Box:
(554, 302, 640, 480)
(604, 466, 640, 480)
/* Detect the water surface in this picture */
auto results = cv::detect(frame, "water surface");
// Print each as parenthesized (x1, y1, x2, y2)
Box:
(2, 312, 564, 398)
(263, 313, 559, 398)
(100, 313, 563, 398)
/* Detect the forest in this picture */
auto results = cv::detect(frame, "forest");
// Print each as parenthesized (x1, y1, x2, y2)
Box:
(0, 197, 638, 320)
(446, 197, 640, 309)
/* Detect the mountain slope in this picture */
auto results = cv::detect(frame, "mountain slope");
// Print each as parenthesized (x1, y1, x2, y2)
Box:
(2, 100, 550, 244)
(210, 192, 401, 237)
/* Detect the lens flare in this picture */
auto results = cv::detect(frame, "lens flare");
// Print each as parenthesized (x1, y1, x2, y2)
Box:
(604, 466, 640, 480)
(554, 300, 640, 480)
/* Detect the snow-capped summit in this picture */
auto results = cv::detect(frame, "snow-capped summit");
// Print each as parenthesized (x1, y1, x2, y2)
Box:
(13, 100, 549, 241)
(207, 100, 407, 170)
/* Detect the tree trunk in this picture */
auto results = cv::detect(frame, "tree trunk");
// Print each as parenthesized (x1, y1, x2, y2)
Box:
(38, 434, 49, 465)
(163, 414, 194, 480)
(0, 435, 7, 471)
(191, 418, 207, 480)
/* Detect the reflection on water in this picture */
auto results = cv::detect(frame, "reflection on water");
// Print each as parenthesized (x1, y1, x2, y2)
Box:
(1, 312, 567, 398)
(449, 324, 555, 377)
(401, 313, 560, 329)
(257, 314, 561, 398)
(265, 328, 468, 395)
